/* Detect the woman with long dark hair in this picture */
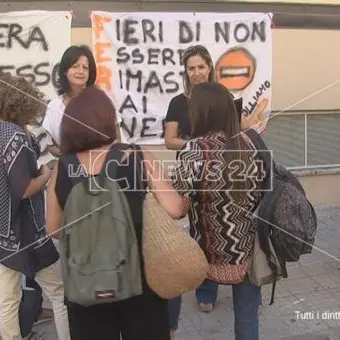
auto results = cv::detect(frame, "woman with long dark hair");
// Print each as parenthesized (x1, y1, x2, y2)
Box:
(172, 82, 264, 340)
(164, 45, 219, 340)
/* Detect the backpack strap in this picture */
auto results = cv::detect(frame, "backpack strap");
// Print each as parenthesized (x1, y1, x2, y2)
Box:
(243, 128, 275, 178)
(90, 143, 134, 195)
(129, 144, 148, 195)
(243, 129, 280, 305)
(106, 143, 147, 195)
(59, 143, 133, 195)
(99, 143, 132, 177)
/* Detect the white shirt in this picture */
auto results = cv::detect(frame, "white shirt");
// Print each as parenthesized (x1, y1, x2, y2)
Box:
(42, 96, 64, 146)
(42, 93, 126, 147)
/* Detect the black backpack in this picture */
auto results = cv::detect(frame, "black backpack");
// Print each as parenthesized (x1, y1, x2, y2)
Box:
(245, 129, 318, 304)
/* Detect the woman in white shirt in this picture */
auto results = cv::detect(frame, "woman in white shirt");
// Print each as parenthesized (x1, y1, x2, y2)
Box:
(43, 45, 123, 157)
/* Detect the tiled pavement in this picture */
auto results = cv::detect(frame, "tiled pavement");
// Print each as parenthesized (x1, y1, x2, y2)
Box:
(36, 205, 340, 340)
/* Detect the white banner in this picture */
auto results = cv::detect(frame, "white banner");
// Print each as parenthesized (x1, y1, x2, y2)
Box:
(0, 10, 72, 100)
(0, 10, 72, 165)
(91, 11, 272, 144)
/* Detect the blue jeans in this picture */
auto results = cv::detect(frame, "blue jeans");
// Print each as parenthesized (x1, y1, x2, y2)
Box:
(195, 279, 219, 305)
(168, 280, 218, 331)
(168, 280, 261, 339)
(233, 280, 261, 340)
(168, 295, 182, 331)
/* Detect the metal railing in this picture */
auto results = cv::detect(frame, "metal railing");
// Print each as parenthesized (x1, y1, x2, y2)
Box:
(262, 110, 340, 170)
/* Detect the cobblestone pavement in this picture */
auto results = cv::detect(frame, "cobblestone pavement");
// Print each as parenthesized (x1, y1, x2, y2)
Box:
(36, 205, 340, 340)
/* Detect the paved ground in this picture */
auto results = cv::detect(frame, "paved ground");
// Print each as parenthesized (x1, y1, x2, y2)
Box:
(36, 205, 340, 340)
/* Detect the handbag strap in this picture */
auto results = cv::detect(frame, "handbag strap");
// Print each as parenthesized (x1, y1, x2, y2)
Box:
(242, 128, 274, 192)
(129, 144, 148, 196)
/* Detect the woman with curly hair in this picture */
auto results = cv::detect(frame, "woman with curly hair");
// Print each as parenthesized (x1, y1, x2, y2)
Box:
(0, 72, 70, 340)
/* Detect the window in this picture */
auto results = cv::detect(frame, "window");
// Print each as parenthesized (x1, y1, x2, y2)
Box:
(262, 111, 340, 169)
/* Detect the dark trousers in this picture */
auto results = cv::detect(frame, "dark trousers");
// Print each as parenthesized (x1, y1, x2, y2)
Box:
(67, 291, 170, 340)
(19, 279, 43, 337)
(168, 295, 181, 331)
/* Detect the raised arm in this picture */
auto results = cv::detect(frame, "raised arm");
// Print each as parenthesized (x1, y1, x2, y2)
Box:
(142, 150, 189, 219)
(165, 122, 187, 150)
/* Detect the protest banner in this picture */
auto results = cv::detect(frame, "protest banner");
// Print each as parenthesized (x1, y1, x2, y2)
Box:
(0, 10, 72, 99)
(92, 11, 272, 144)
(0, 10, 72, 164)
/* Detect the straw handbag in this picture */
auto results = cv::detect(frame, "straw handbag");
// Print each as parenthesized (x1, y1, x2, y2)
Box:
(143, 192, 209, 299)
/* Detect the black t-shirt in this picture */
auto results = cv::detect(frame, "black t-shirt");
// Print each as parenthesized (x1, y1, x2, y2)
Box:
(165, 93, 190, 140)
(55, 147, 145, 210)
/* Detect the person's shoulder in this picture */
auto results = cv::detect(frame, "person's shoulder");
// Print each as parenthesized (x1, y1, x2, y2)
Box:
(178, 137, 202, 154)
(166, 93, 187, 120)
(0, 121, 24, 135)
(43, 96, 64, 127)
(169, 93, 187, 106)
(198, 133, 225, 147)
(0, 122, 27, 150)
(100, 90, 122, 123)
(99, 88, 117, 110)
(102, 89, 115, 103)
(46, 95, 63, 110)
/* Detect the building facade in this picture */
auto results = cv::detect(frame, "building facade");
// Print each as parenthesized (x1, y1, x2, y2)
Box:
(1, 0, 340, 204)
